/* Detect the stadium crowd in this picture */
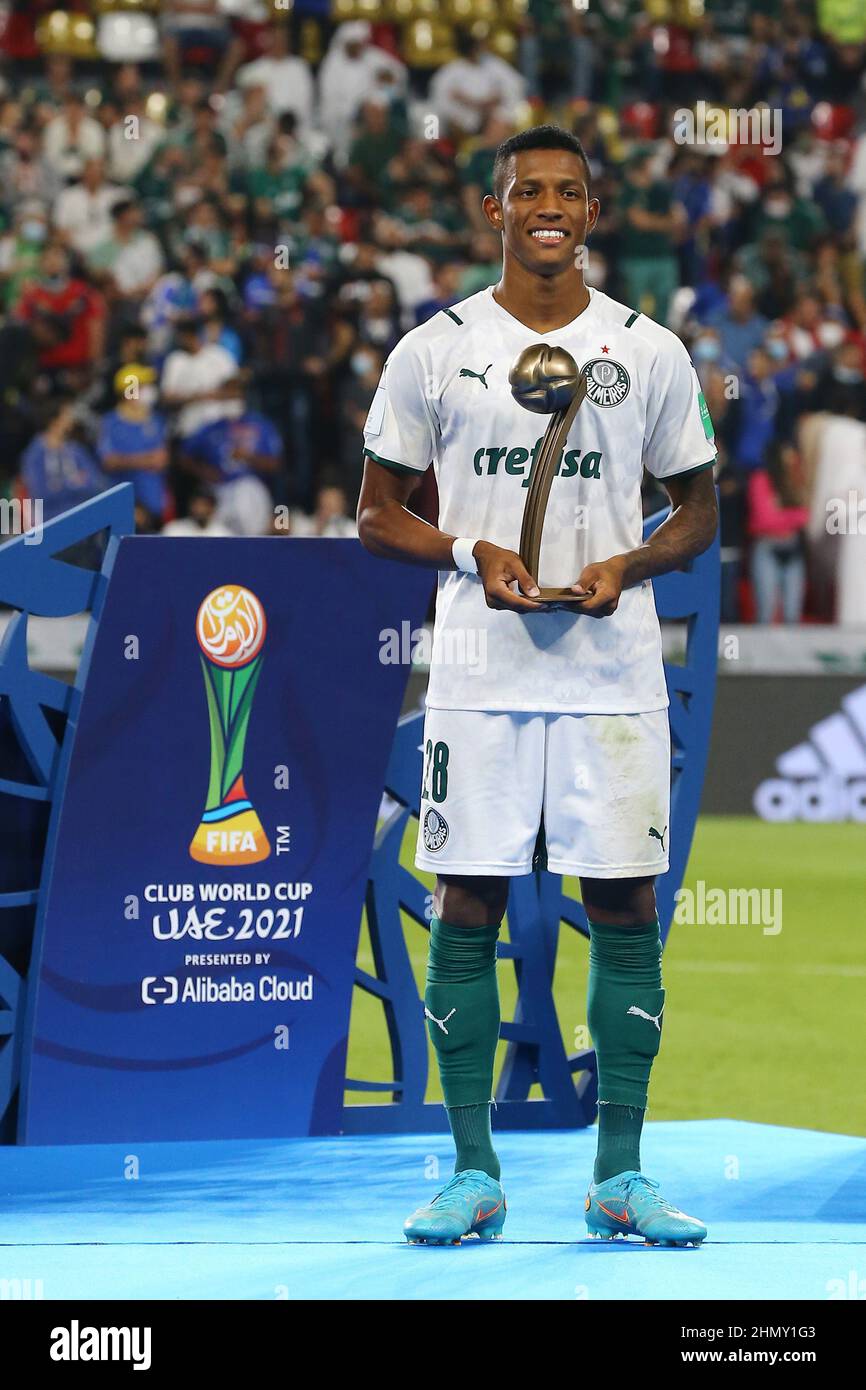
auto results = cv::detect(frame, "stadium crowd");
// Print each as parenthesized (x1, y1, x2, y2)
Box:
(1, 0, 865, 622)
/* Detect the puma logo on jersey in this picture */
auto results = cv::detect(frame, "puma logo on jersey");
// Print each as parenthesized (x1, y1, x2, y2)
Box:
(627, 1004, 664, 1031)
(648, 824, 667, 852)
(459, 363, 493, 389)
(425, 1005, 456, 1035)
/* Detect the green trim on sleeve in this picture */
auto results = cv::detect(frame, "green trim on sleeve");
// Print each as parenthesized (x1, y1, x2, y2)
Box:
(364, 449, 426, 477)
(624, 310, 641, 328)
(442, 308, 464, 325)
(663, 458, 716, 481)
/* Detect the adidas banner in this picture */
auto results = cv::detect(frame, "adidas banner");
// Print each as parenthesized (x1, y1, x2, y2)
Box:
(705, 676, 866, 821)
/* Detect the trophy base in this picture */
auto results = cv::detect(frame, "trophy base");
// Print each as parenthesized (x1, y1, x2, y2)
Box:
(536, 586, 587, 604)
(190, 806, 271, 865)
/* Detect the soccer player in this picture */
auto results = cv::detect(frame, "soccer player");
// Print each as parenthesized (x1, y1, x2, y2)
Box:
(357, 126, 717, 1248)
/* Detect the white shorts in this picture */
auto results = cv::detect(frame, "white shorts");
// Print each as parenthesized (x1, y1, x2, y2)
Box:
(415, 708, 671, 879)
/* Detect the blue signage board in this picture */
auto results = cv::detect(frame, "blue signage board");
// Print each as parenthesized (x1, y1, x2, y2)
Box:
(20, 537, 431, 1143)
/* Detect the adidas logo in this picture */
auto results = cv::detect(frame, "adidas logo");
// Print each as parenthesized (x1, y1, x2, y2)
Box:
(754, 683, 866, 822)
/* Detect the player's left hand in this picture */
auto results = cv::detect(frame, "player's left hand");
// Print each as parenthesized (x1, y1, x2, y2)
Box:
(570, 555, 628, 617)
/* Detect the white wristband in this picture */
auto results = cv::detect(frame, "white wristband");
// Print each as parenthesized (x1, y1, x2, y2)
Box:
(452, 537, 480, 575)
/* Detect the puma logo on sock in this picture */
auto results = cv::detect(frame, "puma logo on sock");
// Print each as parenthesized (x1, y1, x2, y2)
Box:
(627, 1004, 664, 1031)
(425, 1006, 456, 1035)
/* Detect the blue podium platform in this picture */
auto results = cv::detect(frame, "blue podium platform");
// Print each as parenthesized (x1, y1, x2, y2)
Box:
(1, 1121, 863, 1300)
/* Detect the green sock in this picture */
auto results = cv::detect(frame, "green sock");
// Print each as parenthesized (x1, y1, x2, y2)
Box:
(587, 918, 664, 1184)
(594, 1103, 644, 1184)
(447, 1103, 499, 1181)
(425, 916, 501, 1182)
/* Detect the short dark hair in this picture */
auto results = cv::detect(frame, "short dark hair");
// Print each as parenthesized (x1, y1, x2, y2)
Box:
(492, 124, 592, 202)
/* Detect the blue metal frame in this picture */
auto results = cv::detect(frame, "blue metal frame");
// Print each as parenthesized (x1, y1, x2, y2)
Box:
(0, 486, 134, 1138)
(342, 507, 720, 1134)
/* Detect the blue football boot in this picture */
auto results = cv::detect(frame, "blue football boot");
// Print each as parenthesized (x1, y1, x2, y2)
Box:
(404, 1169, 506, 1246)
(586, 1170, 707, 1247)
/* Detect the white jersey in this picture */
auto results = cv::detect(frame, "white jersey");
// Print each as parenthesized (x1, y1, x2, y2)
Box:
(363, 286, 716, 714)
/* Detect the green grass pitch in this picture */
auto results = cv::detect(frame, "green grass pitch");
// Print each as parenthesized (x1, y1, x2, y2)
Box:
(346, 816, 866, 1137)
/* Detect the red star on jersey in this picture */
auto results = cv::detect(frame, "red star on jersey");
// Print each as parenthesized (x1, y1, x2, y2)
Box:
(601, 345, 610, 353)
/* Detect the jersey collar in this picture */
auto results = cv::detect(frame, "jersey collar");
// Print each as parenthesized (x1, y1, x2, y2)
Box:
(485, 284, 599, 337)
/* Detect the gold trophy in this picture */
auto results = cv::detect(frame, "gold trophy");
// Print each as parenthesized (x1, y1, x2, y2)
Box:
(509, 344, 588, 603)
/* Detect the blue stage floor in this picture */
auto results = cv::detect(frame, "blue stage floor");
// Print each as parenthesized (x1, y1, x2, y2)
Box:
(1, 1121, 864, 1300)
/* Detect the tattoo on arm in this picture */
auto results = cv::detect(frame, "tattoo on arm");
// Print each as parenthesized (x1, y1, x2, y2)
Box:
(620, 469, 718, 589)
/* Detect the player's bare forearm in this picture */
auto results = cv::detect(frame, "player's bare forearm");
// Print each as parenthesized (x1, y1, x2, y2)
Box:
(356, 455, 456, 569)
(358, 455, 543, 612)
(617, 468, 718, 587)
(572, 468, 717, 617)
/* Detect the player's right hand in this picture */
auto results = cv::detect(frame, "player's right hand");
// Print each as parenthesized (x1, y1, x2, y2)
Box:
(473, 541, 545, 612)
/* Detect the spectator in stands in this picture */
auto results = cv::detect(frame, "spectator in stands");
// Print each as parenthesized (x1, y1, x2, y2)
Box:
(390, 182, 467, 269)
(160, 0, 241, 92)
(15, 241, 105, 381)
(415, 262, 464, 325)
(356, 278, 401, 356)
(318, 21, 407, 168)
(96, 364, 169, 532)
(94, 320, 149, 413)
(53, 158, 126, 258)
(178, 391, 282, 535)
(458, 231, 502, 298)
(18, 397, 105, 521)
(31, 54, 77, 113)
(691, 326, 743, 620)
(291, 199, 342, 286)
(430, 31, 526, 142)
(42, 93, 106, 181)
(161, 313, 242, 440)
(334, 240, 397, 317)
(247, 128, 314, 226)
(733, 345, 783, 475)
(372, 214, 435, 323)
(141, 253, 200, 365)
(221, 82, 274, 172)
(803, 367, 866, 624)
(747, 444, 810, 623)
(380, 134, 455, 212)
(617, 149, 684, 325)
(781, 288, 846, 360)
(236, 23, 315, 129)
(749, 163, 827, 254)
(105, 96, 162, 186)
(458, 116, 516, 233)
(175, 199, 233, 271)
(200, 286, 243, 365)
(832, 426, 866, 627)
(815, 144, 858, 239)
(0, 125, 62, 210)
(807, 338, 866, 419)
(292, 480, 358, 539)
(345, 100, 407, 210)
(162, 484, 233, 537)
(87, 199, 165, 308)
(736, 228, 808, 320)
(670, 151, 717, 287)
(240, 243, 279, 313)
(0, 202, 49, 311)
(708, 277, 770, 375)
(337, 343, 384, 493)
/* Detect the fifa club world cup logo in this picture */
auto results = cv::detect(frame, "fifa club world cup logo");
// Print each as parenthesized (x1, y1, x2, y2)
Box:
(189, 584, 271, 865)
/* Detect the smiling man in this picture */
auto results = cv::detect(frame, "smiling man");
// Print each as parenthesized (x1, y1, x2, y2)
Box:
(357, 125, 718, 1248)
